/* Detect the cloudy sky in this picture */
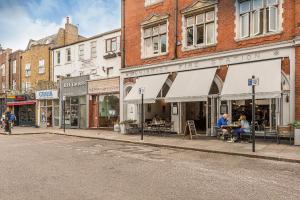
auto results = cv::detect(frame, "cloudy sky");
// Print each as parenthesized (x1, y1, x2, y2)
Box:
(0, 0, 121, 51)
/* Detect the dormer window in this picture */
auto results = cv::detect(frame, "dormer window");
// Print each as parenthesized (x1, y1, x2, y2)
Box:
(238, 0, 280, 39)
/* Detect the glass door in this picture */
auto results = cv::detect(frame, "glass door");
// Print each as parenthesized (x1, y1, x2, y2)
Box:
(70, 97, 79, 128)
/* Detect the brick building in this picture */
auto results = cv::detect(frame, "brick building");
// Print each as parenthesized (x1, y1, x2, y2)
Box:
(7, 17, 85, 127)
(120, 0, 299, 135)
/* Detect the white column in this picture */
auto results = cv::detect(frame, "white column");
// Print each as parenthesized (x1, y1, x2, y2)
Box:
(289, 50, 295, 122)
(120, 75, 125, 123)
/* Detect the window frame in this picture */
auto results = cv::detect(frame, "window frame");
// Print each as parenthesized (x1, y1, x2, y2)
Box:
(56, 51, 61, 65)
(66, 48, 71, 63)
(12, 60, 17, 74)
(142, 22, 168, 58)
(90, 41, 97, 58)
(38, 59, 45, 74)
(238, 0, 280, 39)
(25, 63, 31, 77)
(106, 37, 117, 53)
(183, 8, 216, 49)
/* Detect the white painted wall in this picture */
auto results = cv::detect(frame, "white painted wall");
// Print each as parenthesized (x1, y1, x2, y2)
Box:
(53, 30, 121, 82)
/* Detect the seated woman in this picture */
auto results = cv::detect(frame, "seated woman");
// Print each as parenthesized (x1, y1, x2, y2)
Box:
(234, 115, 250, 142)
(152, 115, 160, 124)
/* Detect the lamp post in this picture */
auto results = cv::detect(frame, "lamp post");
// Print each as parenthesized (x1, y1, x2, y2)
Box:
(248, 75, 259, 152)
(63, 95, 66, 133)
(139, 87, 145, 141)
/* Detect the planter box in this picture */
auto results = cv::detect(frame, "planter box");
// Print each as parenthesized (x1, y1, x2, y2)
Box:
(120, 124, 127, 134)
(295, 128, 300, 145)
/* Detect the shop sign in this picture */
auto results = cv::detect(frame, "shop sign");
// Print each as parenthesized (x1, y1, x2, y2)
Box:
(36, 90, 58, 100)
(88, 78, 119, 94)
(61, 75, 89, 97)
(15, 95, 26, 101)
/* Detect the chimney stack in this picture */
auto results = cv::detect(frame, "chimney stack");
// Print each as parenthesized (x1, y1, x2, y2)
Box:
(66, 16, 70, 24)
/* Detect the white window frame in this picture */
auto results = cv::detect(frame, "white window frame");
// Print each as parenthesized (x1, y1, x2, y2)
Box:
(38, 59, 45, 74)
(145, 0, 163, 7)
(106, 38, 117, 53)
(184, 9, 216, 49)
(13, 60, 17, 74)
(25, 63, 31, 77)
(66, 48, 71, 63)
(78, 44, 84, 60)
(238, 0, 280, 39)
(56, 51, 61, 65)
(142, 23, 168, 58)
(91, 41, 97, 58)
(1, 64, 5, 76)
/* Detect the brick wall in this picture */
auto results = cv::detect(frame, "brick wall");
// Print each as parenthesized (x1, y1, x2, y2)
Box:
(124, 0, 295, 68)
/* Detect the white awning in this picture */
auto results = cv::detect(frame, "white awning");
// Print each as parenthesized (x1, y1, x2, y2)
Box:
(165, 68, 217, 102)
(124, 74, 169, 104)
(221, 59, 282, 100)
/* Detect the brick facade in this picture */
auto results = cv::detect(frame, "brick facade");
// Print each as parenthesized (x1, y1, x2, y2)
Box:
(123, 0, 300, 121)
(0, 48, 12, 92)
(124, 0, 295, 68)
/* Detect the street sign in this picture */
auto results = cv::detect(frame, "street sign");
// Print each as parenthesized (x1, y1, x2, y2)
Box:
(138, 87, 145, 95)
(248, 78, 259, 86)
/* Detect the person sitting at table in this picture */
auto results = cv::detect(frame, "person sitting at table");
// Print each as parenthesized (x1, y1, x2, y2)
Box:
(234, 115, 250, 142)
(217, 114, 230, 139)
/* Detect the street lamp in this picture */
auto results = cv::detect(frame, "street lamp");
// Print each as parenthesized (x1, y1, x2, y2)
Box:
(139, 87, 145, 140)
(63, 95, 66, 133)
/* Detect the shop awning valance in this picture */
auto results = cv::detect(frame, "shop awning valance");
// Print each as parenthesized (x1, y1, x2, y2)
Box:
(124, 74, 169, 104)
(221, 59, 282, 100)
(6, 101, 36, 106)
(165, 68, 217, 102)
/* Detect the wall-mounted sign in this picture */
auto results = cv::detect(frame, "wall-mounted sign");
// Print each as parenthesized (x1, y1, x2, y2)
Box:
(15, 95, 26, 101)
(88, 77, 119, 94)
(61, 75, 89, 97)
(36, 90, 58, 100)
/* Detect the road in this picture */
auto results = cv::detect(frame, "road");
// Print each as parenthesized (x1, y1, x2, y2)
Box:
(0, 134, 299, 200)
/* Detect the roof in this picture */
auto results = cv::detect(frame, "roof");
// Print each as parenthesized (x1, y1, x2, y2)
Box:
(26, 34, 57, 50)
(51, 28, 121, 50)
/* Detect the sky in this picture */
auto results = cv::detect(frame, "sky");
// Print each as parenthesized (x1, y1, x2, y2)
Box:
(0, 0, 121, 51)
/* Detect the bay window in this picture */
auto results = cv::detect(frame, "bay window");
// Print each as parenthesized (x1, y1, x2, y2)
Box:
(239, 0, 279, 39)
(185, 9, 216, 47)
(143, 23, 167, 58)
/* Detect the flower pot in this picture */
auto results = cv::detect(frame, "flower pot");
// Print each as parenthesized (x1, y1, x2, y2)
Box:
(294, 128, 300, 145)
(114, 124, 120, 132)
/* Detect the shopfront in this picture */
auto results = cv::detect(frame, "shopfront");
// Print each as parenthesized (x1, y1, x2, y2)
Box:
(121, 43, 294, 135)
(36, 90, 59, 128)
(60, 75, 89, 129)
(88, 77, 120, 128)
(6, 94, 36, 127)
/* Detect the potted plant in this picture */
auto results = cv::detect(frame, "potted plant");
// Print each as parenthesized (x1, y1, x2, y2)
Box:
(289, 121, 300, 145)
(119, 120, 137, 134)
(113, 120, 120, 132)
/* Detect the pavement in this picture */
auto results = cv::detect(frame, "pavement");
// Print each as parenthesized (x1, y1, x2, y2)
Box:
(0, 134, 300, 200)
(2, 126, 300, 163)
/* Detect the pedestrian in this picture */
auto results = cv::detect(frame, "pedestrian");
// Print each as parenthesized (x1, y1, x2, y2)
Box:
(4, 108, 12, 135)
(9, 113, 16, 129)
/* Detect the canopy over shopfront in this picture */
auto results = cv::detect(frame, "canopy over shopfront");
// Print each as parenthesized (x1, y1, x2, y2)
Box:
(124, 74, 169, 104)
(221, 59, 282, 100)
(165, 68, 217, 102)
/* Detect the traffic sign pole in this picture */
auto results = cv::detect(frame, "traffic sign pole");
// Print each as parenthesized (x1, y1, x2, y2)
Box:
(251, 75, 256, 152)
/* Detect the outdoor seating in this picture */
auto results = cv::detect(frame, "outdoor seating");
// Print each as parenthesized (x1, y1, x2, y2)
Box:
(277, 125, 293, 145)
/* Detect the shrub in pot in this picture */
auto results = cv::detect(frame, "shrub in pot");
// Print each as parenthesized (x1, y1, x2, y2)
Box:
(290, 121, 300, 145)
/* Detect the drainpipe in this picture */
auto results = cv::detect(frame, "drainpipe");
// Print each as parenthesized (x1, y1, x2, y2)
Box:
(172, 0, 178, 60)
(121, 0, 125, 68)
(19, 55, 22, 92)
(48, 47, 51, 83)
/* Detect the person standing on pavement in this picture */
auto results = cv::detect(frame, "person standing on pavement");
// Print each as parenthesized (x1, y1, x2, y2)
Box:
(4, 108, 12, 134)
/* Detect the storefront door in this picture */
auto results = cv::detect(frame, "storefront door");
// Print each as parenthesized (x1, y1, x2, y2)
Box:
(70, 97, 79, 128)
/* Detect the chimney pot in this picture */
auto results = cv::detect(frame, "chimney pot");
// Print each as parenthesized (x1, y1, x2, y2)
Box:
(66, 16, 70, 24)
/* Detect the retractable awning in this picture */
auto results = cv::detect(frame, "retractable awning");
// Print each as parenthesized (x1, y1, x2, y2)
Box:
(124, 74, 169, 104)
(6, 101, 36, 106)
(165, 68, 217, 102)
(221, 59, 282, 100)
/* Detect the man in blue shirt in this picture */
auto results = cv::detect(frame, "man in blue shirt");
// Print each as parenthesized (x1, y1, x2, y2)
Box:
(217, 114, 229, 139)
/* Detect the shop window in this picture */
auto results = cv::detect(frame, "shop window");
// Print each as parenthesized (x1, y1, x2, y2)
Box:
(185, 9, 216, 48)
(238, 0, 279, 39)
(143, 23, 167, 58)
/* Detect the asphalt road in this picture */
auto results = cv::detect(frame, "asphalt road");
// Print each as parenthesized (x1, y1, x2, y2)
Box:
(0, 134, 299, 200)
